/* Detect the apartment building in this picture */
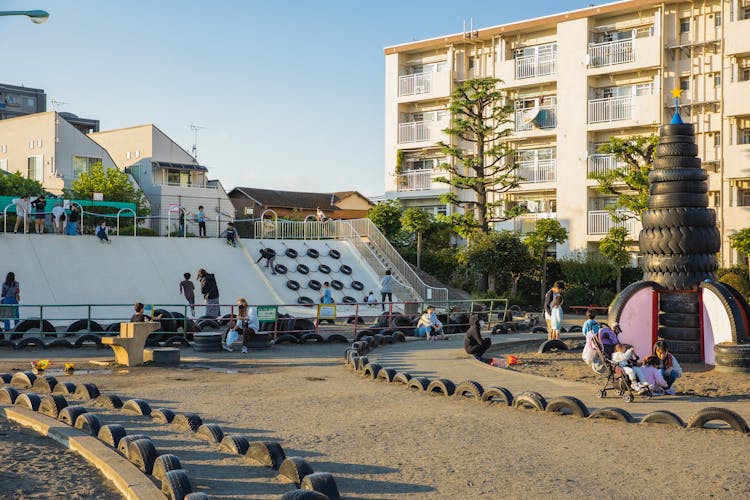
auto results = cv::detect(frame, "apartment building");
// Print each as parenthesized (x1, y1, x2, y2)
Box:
(384, 0, 750, 266)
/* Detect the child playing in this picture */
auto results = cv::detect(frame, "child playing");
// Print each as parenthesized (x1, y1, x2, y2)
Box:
(582, 309, 599, 339)
(640, 355, 669, 394)
(548, 294, 563, 340)
(612, 343, 648, 391)
(653, 340, 682, 395)
(197, 205, 206, 238)
(179, 272, 196, 316)
(95, 221, 111, 243)
(365, 291, 377, 307)
(225, 222, 237, 247)
(131, 302, 162, 322)
(322, 282, 334, 304)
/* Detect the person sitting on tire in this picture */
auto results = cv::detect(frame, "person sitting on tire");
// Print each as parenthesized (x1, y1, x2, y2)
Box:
(416, 305, 445, 341)
(653, 340, 682, 395)
(223, 298, 259, 354)
(464, 314, 491, 360)
(256, 248, 277, 275)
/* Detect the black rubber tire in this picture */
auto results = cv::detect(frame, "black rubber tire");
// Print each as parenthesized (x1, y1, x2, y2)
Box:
(641, 207, 715, 228)
(75, 383, 100, 400)
(65, 319, 104, 333)
(361, 362, 382, 380)
(325, 333, 348, 343)
(53, 382, 77, 395)
(300, 333, 325, 344)
(659, 293, 699, 314)
(287, 280, 301, 291)
(639, 226, 720, 255)
(33, 375, 58, 393)
(151, 408, 176, 424)
(301, 472, 341, 500)
(105, 322, 122, 333)
(172, 412, 203, 432)
(377, 368, 397, 383)
(339, 265, 352, 275)
(197, 423, 224, 443)
(122, 398, 152, 416)
(650, 180, 707, 195)
(346, 315, 364, 325)
(73, 334, 103, 349)
(330, 280, 344, 291)
(279, 456, 315, 488)
(11, 371, 37, 389)
(640, 410, 685, 427)
(648, 167, 707, 184)
(350, 281, 364, 291)
(74, 412, 102, 436)
(545, 396, 589, 418)
(513, 391, 547, 411)
(93, 394, 122, 409)
(643, 254, 718, 274)
(407, 377, 431, 391)
(161, 469, 193, 500)
(13, 318, 56, 334)
(317, 264, 331, 274)
(285, 248, 299, 259)
(0, 372, 11, 383)
(220, 435, 250, 455)
(164, 335, 191, 348)
(0, 339, 15, 349)
(297, 264, 310, 275)
(491, 324, 508, 335)
(481, 386, 514, 406)
(306, 248, 319, 259)
(14, 392, 41, 411)
(153, 454, 183, 481)
(98, 424, 127, 447)
(44, 338, 74, 349)
(352, 355, 369, 371)
(426, 378, 456, 397)
(281, 489, 329, 500)
(328, 249, 341, 259)
(656, 142, 698, 157)
(538, 339, 568, 353)
(392, 372, 412, 385)
(569, 325, 582, 333)
(0, 386, 19, 404)
(153, 309, 177, 333)
(647, 192, 708, 209)
(652, 156, 701, 169)
(392, 331, 406, 343)
(454, 380, 484, 400)
(658, 134, 696, 144)
(196, 319, 220, 330)
(588, 407, 635, 423)
(129, 438, 158, 474)
(275, 264, 288, 275)
(246, 441, 287, 469)
(118, 434, 150, 458)
(658, 325, 700, 341)
(297, 296, 314, 306)
(185, 493, 210, 500)
(531, 326, 547, 334)
(658, 338, 701, 355)
(686, 407, 749, 433)
(15, 337, 45, 350)
(308, 280, 321, 291)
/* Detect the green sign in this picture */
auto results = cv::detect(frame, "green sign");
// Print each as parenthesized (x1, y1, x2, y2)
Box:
(257, 305, 278, 324)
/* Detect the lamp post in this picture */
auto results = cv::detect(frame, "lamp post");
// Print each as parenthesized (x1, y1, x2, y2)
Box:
(0, 10, 50, 24)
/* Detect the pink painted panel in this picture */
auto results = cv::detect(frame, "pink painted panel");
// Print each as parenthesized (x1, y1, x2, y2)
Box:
(702, 288, 734, 366)
(616, 287, 654, 359)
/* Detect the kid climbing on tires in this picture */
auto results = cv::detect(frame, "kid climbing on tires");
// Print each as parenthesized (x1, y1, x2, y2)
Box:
(256, 247, 277, 275)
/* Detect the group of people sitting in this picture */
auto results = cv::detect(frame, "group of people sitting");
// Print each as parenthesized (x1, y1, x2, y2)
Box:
(582, 310, 682, 395)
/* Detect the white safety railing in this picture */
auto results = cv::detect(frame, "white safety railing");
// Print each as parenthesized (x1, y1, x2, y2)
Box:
(396, 170, 440, 191)
(588, 96, 633, 124)
(517, 159, 556, 183)
(116, 208, 137, 236)
(587, 154, 626, 176)
(588, 39, 634, 67)
(588, 210, 637, 235)
(398, 73, 433, 96)
(513, 212, 556, 235)
(253, 219, 341, 240)
(515, 53, 557, 79)
(515, 106, 557, 131)
(398, 120, 446, 144)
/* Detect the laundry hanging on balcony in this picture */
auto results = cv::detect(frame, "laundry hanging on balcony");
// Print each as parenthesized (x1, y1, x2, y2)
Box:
(519, 98, 540, 127)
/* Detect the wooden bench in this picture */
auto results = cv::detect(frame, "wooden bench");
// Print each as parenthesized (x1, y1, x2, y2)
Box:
(102, 322, 160, 366)
(569, 306, 609, 315)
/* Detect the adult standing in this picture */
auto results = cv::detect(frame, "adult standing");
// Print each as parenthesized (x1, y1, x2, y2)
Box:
(52, 202, 65, 234)
(1, 272, 20, 332)
(380, 270, 394, 311)
(66, 205, 80, 235)
(31, 195, 46, 234)
(543, 280, 565, 334)
(197, 268, 220, 317)
(12, 195, 29, 234)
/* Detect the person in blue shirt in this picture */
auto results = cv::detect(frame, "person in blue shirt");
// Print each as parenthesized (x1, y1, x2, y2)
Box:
(197, 205, 206, 238)
(322, 282, 334, 304)
(582, 308, 600, 340)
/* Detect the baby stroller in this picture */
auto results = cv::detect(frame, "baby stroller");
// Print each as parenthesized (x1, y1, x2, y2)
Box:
(589, 332, 651, 403)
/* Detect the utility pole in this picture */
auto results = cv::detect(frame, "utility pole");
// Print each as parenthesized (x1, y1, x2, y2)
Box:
(190, 123, 207, 160)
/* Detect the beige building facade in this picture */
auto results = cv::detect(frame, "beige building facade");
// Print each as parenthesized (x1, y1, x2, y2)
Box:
(384, 0, 750, 266)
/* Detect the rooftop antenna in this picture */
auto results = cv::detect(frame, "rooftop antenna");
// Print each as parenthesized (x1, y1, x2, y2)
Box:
(190, 123, 207, 160)
(51, 98, 69, 111)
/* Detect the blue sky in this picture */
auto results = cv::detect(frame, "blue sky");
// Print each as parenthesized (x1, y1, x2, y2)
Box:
(1, 0, 592, 196)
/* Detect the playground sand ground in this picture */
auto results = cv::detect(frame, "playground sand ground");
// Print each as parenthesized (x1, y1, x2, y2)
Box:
(1, 344, 750, 499)
(494, 340, 750, 398)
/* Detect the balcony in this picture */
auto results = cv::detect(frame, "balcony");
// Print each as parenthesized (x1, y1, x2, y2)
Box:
(514, 212, 557, 235)
(397, 71, 451, 102)
(588, 96, 632, 124)
(725, 16, 750, 55)
(397, 120, 447, 145)
(587, 154, 625, 176)
(515, 53, 556, 79)
(399, 73, 432, 96)
(724, 80, 750, 117)
(587, 210, 638, 236)
(396, 169, 443, 192)
(589, 39, 633, 68)
(517, 159, 556, 183)
(587, 35, 659, 75)
(515, 106, 557, 132)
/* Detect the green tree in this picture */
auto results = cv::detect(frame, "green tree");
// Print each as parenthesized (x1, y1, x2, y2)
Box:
(400, 207, 432, 269)
(524, 218, 568, 305)
(588, 135, 658, 221)
(729, 228, 750, 279)
(459, 230, 532, 295)
(435, 77, 521, 235)
(367, 199, 402, 239)
(599, 226, 631, 292)
(0, 171, 44, 197)
(68, 163, 150, 216)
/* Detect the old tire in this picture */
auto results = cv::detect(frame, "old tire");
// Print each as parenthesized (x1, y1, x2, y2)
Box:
(161, 469, 192, 500)
(481, 386, 514, 406)
(545, 396, 589, 418)
(325, 333, 348, 343)
(220, 435, 250, 455)
(14, 393, 41, 411)
(640, 410, 685, 427)
(15, 337, 45, 350)
(339, 265, 352, 275)
(350, 281, 364, 291)
(118, 434, 151, 458)
(58, 405, 87, 426)
(377, 368, 397, 383)
(588, 407, 635, 423)
(300, 333, 324, 344)
(0, 387, 20, 404)
(454, 380, 484, 400)
(686, 407, 749, 433)
(647, 192, 708, 209)
(286, 248, 299, 259)
(407, 377, 430, 391)
(65, 319, 104, 333)
(10, 371, 36, 388)
(362, 363, 382, 379)
(13, 318, 56, 335)
(639, 226, 720, 255)
(74, 412, 102, 436)
(275, 333, 299, 345)
(652, 155, 701, 169)
(52, 382, 77, 396)
(426, 378, 456, 396)
(643, 254, 718, 274)
(392, 372, 412, 385)
(279, 456, 315, 487)
(38, 394, 68, 418)
(513, 391, 547, 411)
(129, 438, 158, 474)
(93, 394, 122, 409)
(648, 168, 708, 184)
(657, 325, 701, 340)
(297, 264, 310, 275)
(246, 441, 286, 469)
(196, 423, 224, 443)
(287, 280, 301, 291)
(172, 412, 203, 433)
(73, 334, 103, 348)
(650, 180, 707, 195)
(306, 248, 319, 259)
(656, 142, 698, 157)
(318, 264, 331, 274)
(275, 264, 288, 275)
(32, 375, 58, 393)
(98, 424, 127, 447)
(153, 454, 183, 481)
(122, 398, 152, 416)
(538, 339, 568, 353)
(281, 490, 329, 500)
(308, 280, 321, 291)
(301, 472, 340, 500)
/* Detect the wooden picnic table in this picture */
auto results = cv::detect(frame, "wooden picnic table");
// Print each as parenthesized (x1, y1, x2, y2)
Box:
(568, 305, 609, 315)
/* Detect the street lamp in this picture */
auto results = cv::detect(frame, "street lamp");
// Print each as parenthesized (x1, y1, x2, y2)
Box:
(0, 10, 50, 24)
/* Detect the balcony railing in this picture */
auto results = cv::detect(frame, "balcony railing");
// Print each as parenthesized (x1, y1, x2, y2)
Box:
(588, 39, 634, 67)
(517, 159, 556, 183)
(588, 210, 636, 235)
(399, 73, 433, 96)
(515, 53, 557, 79)
(514, 212, 556, 235)
(398, 120, 446, 144)
(588, 96, 633, 124)
(396, 169, 442, 192)
(587, 154, 626, 176)
(515, 106, 557, 131)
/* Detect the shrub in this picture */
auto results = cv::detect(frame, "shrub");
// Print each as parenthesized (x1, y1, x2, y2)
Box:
(562, 284, 595, 311)
(719, 272, 750, 298)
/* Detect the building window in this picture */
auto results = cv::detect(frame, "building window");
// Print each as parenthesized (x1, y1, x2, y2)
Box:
(714, 132, 722, 147)
(1, 145, 6, 153)
(715, 13, 722, 27)
(709, 190, 721, 207)
(739, 58, 750, 81)
(739, 187, 750, 207)
(72, 156, 102, 179)
(714, 73, 721, 87)
(0, 159, 7, 171)
(739, 124, 750, 145)
(680, 77, 690, 91)
(743, 4, 750, 20)
(126, 151, 131, 160)
(167, 170, 181, 186)
(135, 149, 140, 158)
(680, 18, 691, 33)
(23, 96, 36, 108)
(27, 155, 43, 181)
(5, 95, 17, 106)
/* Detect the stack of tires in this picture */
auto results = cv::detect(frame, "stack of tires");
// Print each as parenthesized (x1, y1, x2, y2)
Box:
(639, 121, 720, 363)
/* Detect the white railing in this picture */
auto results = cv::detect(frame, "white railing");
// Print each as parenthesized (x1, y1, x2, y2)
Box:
(587, 154, 626, 175)
(514, 213, 556, 235)
(396, 170, 441, 191)
(515, 106, 557, 131)
(515, 53, 557, 79)
(398, 120, 446, 144)
(588, 96, 633, 124)
(588, 210, 637, 235)
(517, 159, 556, 183)
(398, 73, 433, 96)
(588, 39, 634, 67)
(253, 219, 341, 240)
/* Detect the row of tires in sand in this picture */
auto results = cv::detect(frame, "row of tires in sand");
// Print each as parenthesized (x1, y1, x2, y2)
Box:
(343, 337, 750, 435)
(0, 374, 341, 500)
